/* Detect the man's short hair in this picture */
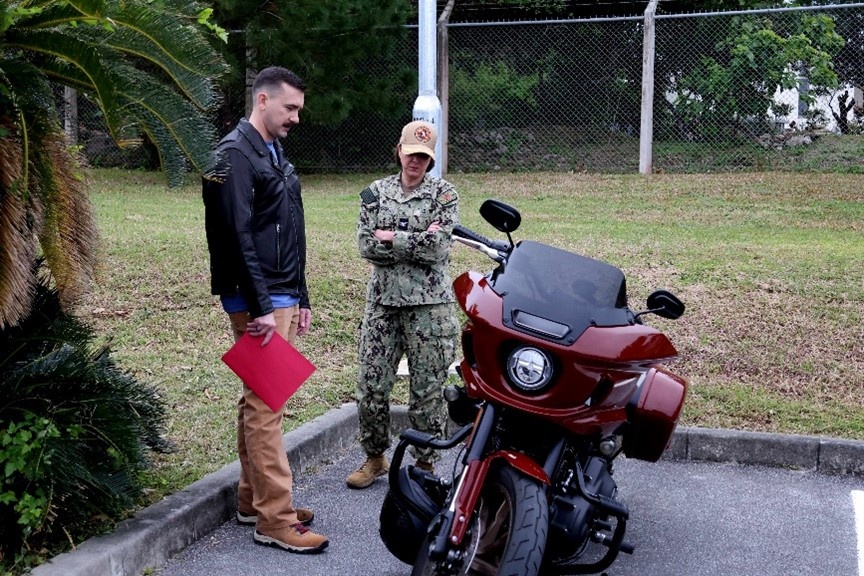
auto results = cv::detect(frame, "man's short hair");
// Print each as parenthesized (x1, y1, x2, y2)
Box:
(252, 67, 306, 95)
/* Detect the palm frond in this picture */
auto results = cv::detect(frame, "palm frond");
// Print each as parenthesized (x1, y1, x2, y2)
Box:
(66, 0, 107, 17)
(95, 2, 228, 108)
(7, 27, 121, 137)
(29, 132, 98, 310)
(0, 58, 56, 143)
(116, 63, 221, 174)
(0, 56, 98, 318)
(7, 1, 101, 29)
(8, 0, 226, 171)
(0, 136, 38, 330)
(0, 0, 229, 325)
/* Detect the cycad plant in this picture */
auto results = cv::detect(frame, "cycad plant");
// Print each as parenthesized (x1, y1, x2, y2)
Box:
(0, 261, 171, 570)
(1, 1, 228, 570)
(0, 0, 228, 329)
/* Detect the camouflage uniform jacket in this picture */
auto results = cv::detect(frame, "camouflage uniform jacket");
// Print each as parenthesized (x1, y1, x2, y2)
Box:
(357, 173, 459, 307)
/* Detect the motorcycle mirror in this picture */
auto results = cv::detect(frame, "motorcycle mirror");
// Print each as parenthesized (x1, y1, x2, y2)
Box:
(643, 290, 686, 320)
(479, 199, 521, 234)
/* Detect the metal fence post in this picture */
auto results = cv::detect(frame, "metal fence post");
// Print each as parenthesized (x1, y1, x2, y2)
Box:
(245, 40, 257, 119)
(438, 0, 455, 176)
(64, 87, 78, 146)
(639, 0, 658, 175)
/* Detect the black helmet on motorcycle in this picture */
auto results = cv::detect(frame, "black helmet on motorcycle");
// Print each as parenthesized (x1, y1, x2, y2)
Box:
(379, 465, 448, 564)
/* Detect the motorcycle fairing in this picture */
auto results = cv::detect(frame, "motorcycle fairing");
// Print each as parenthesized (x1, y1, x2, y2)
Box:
(490, 240, 630, 344)
(456, 270, 680, 437)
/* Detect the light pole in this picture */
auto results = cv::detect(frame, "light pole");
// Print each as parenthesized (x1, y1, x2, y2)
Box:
(413, 0, 443, 178)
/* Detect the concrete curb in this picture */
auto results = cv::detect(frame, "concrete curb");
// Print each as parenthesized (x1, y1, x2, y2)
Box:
(32, 404, 864, 576)
(665, 426, 864, 475)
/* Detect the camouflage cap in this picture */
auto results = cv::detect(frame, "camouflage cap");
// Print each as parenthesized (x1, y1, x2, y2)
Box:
(399, 120, 437, 161)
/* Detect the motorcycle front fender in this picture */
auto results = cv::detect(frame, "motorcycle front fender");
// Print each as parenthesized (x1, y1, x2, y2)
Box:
(446, 450, 550, 547)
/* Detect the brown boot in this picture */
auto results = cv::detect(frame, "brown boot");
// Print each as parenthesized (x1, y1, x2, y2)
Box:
(415, 460, 434, 474)
(346, 453, 389, 489)
(254, 523, 329, 554)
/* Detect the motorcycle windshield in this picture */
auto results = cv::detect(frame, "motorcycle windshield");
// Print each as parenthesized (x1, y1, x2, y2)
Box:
(490, 240, 630, 342)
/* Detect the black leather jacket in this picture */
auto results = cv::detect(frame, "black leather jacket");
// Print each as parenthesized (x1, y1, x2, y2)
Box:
(202, 119, 309, 318)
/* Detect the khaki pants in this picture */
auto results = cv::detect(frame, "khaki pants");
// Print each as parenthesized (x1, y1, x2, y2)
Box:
(228, 306, 300, 531)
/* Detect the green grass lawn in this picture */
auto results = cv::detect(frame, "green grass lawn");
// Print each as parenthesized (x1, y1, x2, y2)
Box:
(80, 168, 864, 503)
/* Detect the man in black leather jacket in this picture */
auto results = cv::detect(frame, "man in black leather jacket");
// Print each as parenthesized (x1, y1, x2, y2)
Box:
(202, 67, 328, 554)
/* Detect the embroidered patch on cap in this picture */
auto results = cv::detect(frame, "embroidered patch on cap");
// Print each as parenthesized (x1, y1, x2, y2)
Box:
(414, 125, 433, 143)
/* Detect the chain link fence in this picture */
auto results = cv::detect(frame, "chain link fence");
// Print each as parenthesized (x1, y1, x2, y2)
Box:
(444, 3, 863, 173)
(651, 3, 864, 172)
(56, 85, 160, 170)
(447, 19, 646, 172)
(63, 3, 863, 174)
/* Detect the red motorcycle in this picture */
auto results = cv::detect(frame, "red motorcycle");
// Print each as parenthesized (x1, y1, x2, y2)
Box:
(380, 199, 687, 575)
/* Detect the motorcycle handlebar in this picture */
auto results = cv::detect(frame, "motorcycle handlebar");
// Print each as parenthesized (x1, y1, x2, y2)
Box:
(453, 224, 510, 253)
(399, 425, 473, 450)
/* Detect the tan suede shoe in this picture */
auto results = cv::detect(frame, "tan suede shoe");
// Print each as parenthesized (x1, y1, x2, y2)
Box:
(254, 523, 329, 554)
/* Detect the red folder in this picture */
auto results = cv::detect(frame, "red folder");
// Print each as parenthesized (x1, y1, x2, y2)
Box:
(221, 332, 316, 412)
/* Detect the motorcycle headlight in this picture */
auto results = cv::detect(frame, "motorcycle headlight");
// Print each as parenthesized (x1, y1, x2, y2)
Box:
(506, 347, 553, 392)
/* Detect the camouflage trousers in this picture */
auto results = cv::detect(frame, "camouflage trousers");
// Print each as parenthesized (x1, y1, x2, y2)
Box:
(356, 301, 459, 463)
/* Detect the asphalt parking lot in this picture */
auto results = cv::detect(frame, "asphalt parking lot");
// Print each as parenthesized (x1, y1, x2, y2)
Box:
(31, 403, 864, 576)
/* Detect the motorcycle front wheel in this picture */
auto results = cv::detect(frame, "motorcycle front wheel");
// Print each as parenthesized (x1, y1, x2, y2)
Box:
(411, 465, 548, 576)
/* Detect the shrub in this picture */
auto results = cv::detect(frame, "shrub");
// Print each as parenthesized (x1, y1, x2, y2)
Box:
(0, 263, 171, 572)
(451, 59, 539, 129)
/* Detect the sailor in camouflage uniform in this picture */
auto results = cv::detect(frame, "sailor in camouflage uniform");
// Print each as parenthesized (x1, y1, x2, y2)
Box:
(346, 120, 460, 489)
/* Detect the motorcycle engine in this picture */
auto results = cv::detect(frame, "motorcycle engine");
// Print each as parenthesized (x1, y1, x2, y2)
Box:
(546, 456, 619, 560)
